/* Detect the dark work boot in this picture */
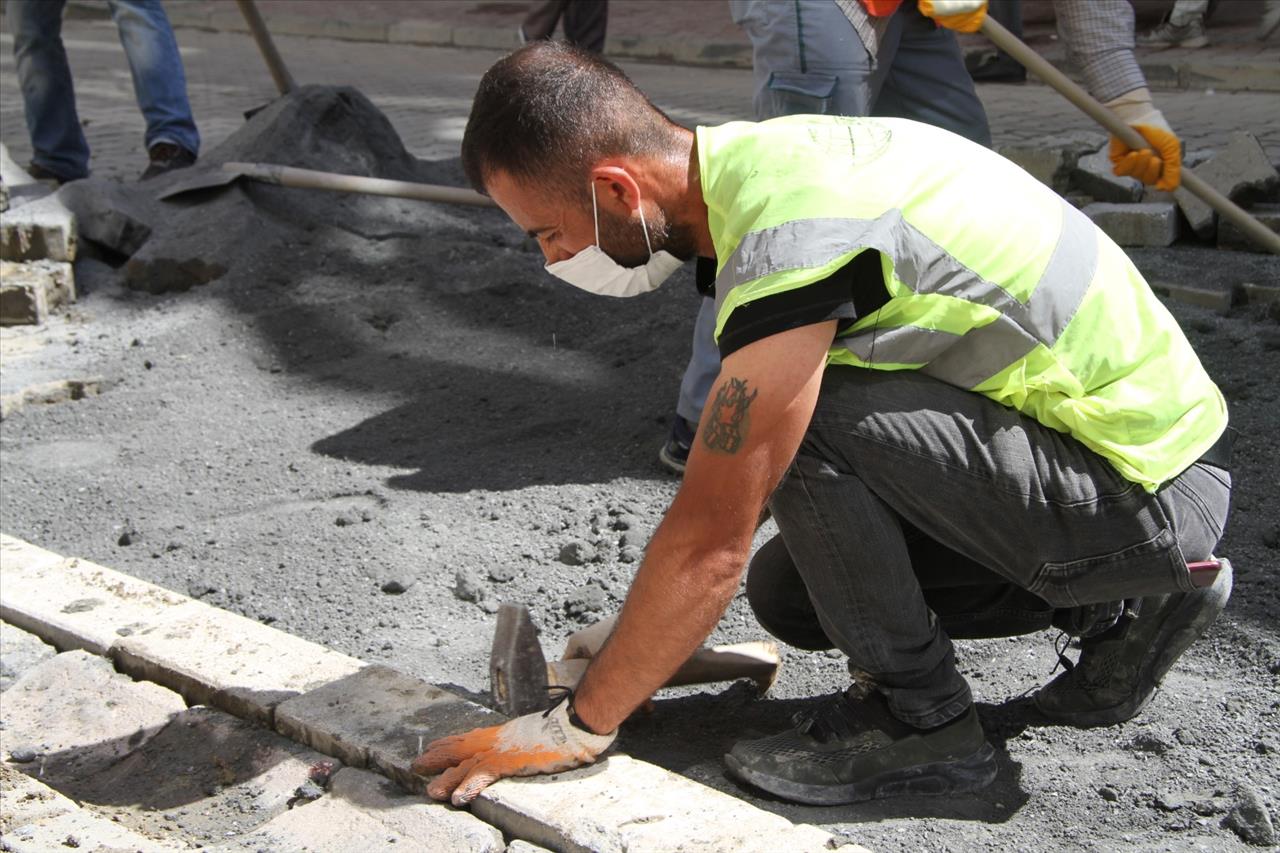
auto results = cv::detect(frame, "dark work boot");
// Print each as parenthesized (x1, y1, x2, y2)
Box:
(1035, 559, 1233, 727)
(725, 684, 997, 805)
(140, 143, 197, 180)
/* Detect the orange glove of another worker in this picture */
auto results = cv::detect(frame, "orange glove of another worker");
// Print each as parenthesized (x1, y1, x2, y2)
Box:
(1106, 87, 1182, 192)
(918, 0, 987, 33)
(412, 695, 616, 806)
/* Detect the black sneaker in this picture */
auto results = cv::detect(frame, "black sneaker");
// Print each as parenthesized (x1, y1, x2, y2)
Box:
(725, 686, 997, 805)
(657, 415, 696, 475)
(26, 162, 74, 185)
(140, 143, 197, 180)
(1035, 559, 1233, 727)
(967, 54, 1027, 83)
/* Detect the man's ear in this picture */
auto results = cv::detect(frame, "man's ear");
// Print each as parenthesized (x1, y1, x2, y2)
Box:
(589, 165, 642, 215)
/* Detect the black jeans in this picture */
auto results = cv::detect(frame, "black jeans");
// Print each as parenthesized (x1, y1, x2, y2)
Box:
(755, 367, 1231, 728)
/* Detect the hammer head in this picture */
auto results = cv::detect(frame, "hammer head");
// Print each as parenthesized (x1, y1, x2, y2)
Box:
(489, 604, 548, 717)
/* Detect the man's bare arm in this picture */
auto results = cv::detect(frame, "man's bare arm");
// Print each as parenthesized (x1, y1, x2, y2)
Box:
(572, 320, 837, 733)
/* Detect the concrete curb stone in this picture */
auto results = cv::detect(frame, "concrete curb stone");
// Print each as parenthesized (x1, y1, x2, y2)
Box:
(274, 664, 501, 793)
(2, 806, 181, 852)
(1176, 132, 1280, 238)
(210, 766, 505, 852)
(0, 764, 79, 835)
(0, 534, 864, 852)
(473, 754, 854, 853)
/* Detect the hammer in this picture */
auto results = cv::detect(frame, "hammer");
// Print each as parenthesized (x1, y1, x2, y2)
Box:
(490, 605, 782, 717)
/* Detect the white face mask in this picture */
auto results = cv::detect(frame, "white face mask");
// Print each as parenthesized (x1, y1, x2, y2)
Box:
(545, 183, 684, 298)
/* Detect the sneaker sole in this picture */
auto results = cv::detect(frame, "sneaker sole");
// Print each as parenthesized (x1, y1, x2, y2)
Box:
(724, 742, 998, 806)
(656, 445, 687, 475)
(1034, 560, 1232, 727)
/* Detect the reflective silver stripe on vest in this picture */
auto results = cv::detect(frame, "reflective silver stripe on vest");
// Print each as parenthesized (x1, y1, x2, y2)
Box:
(715, 199, 1099, 387)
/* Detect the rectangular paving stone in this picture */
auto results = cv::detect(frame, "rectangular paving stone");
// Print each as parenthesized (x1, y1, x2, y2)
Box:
(1071, 149, 1144, 203)
(1082, 202, 1180, 247)
(0, 764, 78, 835)
(473, 755, 856, 853)
(213, 767, 504, 853)
(2, 808, 181, 852)
(1150, 280, 1238, 312)
(996, 131, 1106, 191)
(0, 193, 76, 262)
(112, 605, 365, 725)
(274, 664, 500, 792)
(0, 619, 57, 691)
(1177, 131, 1280, 237)
(0, 534, 196, 655)
(1, 650, 186, 778)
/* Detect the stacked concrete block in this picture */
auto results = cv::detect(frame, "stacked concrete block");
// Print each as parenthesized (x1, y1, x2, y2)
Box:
(1082, 202, 1180, 247)
(1175, 132, 1280, 239)
(0, 147, 78, 325)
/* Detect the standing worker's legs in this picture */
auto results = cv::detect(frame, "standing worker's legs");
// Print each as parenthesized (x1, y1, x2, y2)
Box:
(727, 368, 1230, 803)
(871, 1, 992, 146)
(561, 0, 608, 53)
(662, 0, 873, 473)
(520, 0, 569, 41)
(10, 0, 90, 182)
(107, 0, 200, 174)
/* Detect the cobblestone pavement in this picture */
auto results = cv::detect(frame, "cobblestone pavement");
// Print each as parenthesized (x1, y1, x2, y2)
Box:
(1, 14, 1277, 183)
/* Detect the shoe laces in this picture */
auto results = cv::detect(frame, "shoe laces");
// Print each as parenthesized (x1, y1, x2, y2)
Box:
(791, 683, 878, 743)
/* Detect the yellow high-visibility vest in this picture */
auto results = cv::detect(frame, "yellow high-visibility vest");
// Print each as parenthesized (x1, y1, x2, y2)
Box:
(699, 115, 1227, 491)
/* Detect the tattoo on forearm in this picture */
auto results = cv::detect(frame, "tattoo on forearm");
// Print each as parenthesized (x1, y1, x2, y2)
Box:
(702, 377, 758, 455)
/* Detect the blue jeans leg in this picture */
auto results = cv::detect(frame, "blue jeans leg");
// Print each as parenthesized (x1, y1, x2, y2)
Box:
(107, 0, 200, 155)
(11, 0, 90, 180)
(676, 296, 721, 425)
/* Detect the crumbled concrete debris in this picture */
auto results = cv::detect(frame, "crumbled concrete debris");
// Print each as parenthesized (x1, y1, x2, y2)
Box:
(558, 540, 596, 566)
(564, 584, 606, 618)
(0, 260, 74, 326)
(453, 567, 485, 602)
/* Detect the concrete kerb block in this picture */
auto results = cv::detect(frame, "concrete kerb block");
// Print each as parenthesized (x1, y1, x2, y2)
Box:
(387, 18, 454, 46)
(473, 754, 855, 853)
(274, 664, 500, 789)
(0, 764, 79, 835)
(1, 807, 178, 853)
(1150, 280, 1239, 313)
(1241, 281, 1280, 306)
(1083, 202, 1180, 247)
(1177, 132, 1280, 238)
(451, 25, 521, 51)
(1181, 62, 1280, 94)
(223, 767, 505, 852)
(0, 192, 77, 262)
(0, 535, 195, 656)
(112, 606, 366, 725)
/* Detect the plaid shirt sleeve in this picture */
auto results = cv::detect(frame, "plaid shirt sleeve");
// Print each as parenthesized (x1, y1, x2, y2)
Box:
(1054, 0, 1149, 102)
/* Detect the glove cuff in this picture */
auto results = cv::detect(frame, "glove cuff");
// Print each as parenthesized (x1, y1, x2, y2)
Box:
(1104, 87, 1172, 133)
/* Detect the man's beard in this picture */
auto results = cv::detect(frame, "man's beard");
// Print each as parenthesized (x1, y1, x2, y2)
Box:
(598, 203, 698, 267)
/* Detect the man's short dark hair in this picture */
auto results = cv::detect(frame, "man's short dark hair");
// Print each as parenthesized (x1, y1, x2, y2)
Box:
(461, 41, 682, 196)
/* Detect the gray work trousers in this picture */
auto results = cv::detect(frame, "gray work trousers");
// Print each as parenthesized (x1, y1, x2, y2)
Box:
(750, 367, 1231, 729)
(677, 0, 991, 426)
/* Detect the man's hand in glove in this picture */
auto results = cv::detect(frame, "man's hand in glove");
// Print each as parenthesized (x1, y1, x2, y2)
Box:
(918, 0, 987, 33)
(412, 695, 616, 806)
(1106, 87, 1182, 192)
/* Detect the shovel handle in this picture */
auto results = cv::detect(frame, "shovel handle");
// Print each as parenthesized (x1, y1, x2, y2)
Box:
(235, 0, 296, 95)
(223, 162, 496, 207)
(979, 16, 1280, 255)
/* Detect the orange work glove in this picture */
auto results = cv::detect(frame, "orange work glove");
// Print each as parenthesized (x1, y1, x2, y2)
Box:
(413, 696, 616, 806)
(1105, 88, 1182, 192)
(918, 0, 988, 33)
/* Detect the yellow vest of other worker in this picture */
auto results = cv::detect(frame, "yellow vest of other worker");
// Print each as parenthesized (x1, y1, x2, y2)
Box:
(698, 116, 1226, 492)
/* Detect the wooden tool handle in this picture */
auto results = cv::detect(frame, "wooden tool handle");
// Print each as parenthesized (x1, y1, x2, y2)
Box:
(222, 162, 497, 207)
(234, 0, 296, 95)
(545, 641, 781, 694)
(979, 16, 1280, 255)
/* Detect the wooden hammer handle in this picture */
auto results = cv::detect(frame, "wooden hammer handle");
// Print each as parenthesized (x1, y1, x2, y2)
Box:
(545, 641, 781, 694)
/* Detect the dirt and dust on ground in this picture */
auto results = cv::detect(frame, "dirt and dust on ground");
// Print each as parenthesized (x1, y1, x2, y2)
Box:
(1, 86, 1277, 851)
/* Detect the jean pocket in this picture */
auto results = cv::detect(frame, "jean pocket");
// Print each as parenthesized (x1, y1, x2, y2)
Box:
(765, 71, 837, 115)
(1028, 527, 1192, 608)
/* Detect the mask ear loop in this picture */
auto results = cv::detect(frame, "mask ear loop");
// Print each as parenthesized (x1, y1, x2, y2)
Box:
(590, 182, 601, 247)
